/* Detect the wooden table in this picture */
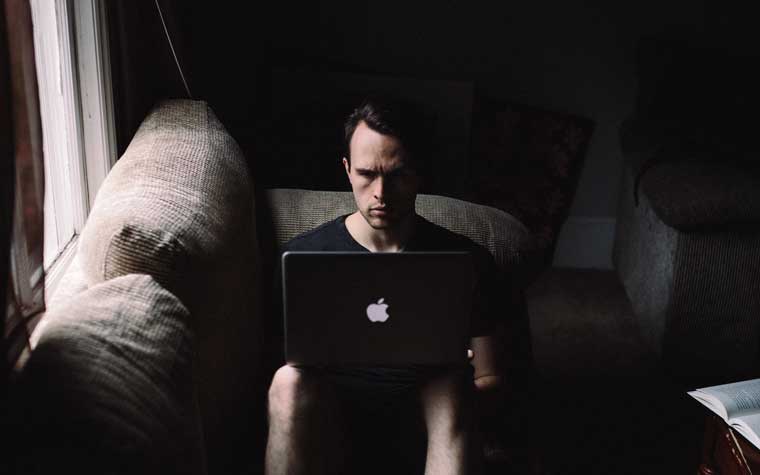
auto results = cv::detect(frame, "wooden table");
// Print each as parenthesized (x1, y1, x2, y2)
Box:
(699, 415, 760, 474)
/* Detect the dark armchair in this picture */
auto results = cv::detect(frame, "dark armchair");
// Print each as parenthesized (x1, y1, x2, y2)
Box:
(613, 37, 760, 386)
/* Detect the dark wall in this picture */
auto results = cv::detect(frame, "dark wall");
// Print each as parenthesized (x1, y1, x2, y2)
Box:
(172, 0, 752, 219)
(108, 0, 195, 155)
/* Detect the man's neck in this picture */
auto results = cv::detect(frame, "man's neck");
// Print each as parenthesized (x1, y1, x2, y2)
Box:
(345, 212, 416, 253)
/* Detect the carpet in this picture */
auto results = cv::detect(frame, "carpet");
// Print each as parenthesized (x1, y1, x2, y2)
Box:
(519, 267, 705, 474)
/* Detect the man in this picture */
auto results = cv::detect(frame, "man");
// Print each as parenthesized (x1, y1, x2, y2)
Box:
(265, 97, 504, 475)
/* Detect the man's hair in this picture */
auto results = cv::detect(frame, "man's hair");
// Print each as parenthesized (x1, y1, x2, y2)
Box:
(343, 95, 433, 175)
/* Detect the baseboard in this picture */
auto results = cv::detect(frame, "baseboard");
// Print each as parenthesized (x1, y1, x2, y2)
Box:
(552, 217, 617, 269)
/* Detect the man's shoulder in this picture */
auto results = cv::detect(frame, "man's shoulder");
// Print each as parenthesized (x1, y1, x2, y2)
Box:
(283, 215, 348, 252)
(415, 216, 481, 251)
(414, 216, 496, 267)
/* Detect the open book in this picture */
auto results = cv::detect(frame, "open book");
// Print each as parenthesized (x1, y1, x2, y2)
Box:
(689, 379, 760, 450)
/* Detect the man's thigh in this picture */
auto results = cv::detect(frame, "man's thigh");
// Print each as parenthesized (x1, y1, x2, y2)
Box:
(339, 390, 428, 474)
(323, 366, 437, 473)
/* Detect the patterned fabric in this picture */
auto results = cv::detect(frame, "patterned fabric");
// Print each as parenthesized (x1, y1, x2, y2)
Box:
(621, 119, 760, 231)
(29, 255, 88, 349)
(639, 157, 760, 231)
(467, 99, 594, 268)
(664, 229, 760, 384)
(10, 274, 205, 474)
(613, 162, 678, 352)
(78, 99, 253, 309)
(76, 99, 261, 471)
(613, 163, 760, 386)
(615, 37, 760, 384)
(264, 188, 533, 275)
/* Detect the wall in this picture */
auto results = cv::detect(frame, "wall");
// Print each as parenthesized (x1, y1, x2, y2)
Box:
(181, 1, 754, 269)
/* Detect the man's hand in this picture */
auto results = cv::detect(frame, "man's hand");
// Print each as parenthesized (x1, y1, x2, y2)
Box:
(467, 348, 503, 391)
(469, 335, 503, 388)
(469, 334, 506, 451)
(473, 374, 503, 392)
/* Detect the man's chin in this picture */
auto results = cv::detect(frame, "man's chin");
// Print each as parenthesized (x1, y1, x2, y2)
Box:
(362, 212, 395, 229)
(366, 216, 393, 229)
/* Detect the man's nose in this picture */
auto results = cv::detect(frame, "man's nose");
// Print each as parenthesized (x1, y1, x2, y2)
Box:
(373, 176, 387, 200)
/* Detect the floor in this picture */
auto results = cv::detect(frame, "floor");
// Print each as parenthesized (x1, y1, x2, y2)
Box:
(520, 267, 706, 474)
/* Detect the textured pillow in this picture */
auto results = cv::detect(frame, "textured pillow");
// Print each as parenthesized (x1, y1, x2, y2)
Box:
(467, 99, 593, 270)
(76, 99, 260, 471)
(10, 274, 204, 475)
(77, 99, 254, 315)
(29, 254, 89, 349)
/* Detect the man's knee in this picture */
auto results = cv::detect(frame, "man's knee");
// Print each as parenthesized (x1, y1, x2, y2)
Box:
(267, 365, 322, 421)
(419, 367, 474, 432)
(420, 367, 473, 401)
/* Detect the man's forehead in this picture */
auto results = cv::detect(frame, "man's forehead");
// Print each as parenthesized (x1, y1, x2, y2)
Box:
(353, 160, 409, 173)
(352, 126, 404, 155)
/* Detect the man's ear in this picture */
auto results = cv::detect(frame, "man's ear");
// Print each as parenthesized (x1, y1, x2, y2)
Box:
(342, 157, 351, 177)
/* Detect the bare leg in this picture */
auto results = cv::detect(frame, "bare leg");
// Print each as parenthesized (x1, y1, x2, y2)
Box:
(265, 365, 346, 475)
(419, 367, 481, 475)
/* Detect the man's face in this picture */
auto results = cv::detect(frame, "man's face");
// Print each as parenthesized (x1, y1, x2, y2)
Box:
(343, 121, 419, 230)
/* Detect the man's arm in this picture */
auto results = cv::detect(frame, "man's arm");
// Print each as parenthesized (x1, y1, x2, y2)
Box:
(470, 333, 504, 391)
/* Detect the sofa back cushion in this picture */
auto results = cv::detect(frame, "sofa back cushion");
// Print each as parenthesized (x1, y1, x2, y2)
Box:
(264, 188, 532, 273)
(77, 99, 261, 471)
(12, 274, 204, 474)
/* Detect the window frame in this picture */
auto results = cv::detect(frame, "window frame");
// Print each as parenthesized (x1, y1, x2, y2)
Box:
(30, 0, 116, 300)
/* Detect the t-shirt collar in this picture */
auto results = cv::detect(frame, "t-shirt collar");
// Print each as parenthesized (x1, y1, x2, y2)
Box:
(337, 213, 424, 253)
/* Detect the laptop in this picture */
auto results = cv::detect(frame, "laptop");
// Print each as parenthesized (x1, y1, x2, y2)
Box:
(282, 251, 474, 367)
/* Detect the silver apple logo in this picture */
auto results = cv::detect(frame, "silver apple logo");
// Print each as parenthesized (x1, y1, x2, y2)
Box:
(366, 298, 390, 323)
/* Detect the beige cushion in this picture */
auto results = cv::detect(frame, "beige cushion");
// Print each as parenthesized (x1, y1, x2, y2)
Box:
(15, 274, 205, 474)
(78, 99, 254, 312)
(264, 188, 533, 272)
(30, 254, 88, 348)
(77, 99, 260, 470)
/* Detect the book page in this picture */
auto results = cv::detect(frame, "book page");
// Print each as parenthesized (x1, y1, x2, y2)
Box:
(698, 379, 760, 419)
(731, 412, 760, 451)
(689, 390, 729, 420)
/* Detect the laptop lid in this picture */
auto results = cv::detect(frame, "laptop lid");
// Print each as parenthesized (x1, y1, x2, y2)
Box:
(282, 251, 473, 367)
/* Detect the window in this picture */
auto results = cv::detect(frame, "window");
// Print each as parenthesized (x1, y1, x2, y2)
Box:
(29, 0, 116, 298)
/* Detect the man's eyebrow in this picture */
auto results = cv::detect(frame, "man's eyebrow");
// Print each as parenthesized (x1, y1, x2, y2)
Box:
(354, 167, 378, 174)
(355, 165, 409, 175)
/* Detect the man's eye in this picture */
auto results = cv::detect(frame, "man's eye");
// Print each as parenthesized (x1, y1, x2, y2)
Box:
(388, 169, 411, 179)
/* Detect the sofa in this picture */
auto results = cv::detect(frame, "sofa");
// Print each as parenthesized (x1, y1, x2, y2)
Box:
(9, 99, 535, 474)
(612, 38, 760, 386)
